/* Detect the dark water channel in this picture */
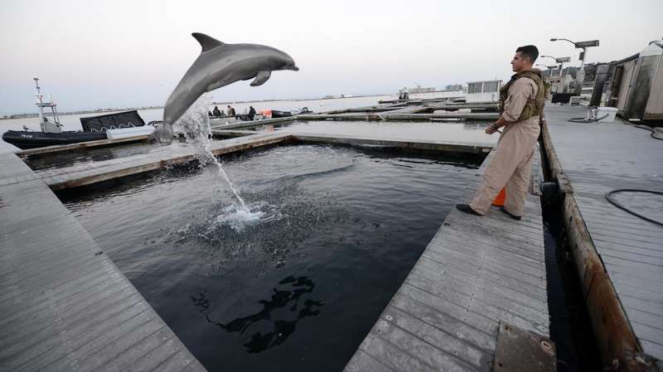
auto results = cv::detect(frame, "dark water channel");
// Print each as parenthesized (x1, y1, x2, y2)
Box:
(60, 144, 481, 372)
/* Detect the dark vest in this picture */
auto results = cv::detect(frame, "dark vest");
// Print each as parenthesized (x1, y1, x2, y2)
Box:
(499, 70, 545, 121)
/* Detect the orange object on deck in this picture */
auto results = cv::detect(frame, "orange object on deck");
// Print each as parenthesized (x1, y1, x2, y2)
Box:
(493, 188, 506, 206)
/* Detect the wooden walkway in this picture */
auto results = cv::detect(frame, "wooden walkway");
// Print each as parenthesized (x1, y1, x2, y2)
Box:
(0, 153, 207, 372)
(20, 133, 491, 191)
(545, 105, 663, 368)
(19, 132, 290, 190)
(344, 147, 551, 372)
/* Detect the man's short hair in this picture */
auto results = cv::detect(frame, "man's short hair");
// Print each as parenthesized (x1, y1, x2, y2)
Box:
(516, 45, 539, 63)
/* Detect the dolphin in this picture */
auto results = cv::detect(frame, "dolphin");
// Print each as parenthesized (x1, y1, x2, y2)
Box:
(156, 33, 299, 143)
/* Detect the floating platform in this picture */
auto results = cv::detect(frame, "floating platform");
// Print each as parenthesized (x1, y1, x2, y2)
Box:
(343, 147, 553, 372)
(7, 103, 658, 371)
(542, 105, 662, 370)
(16, 133, 492, 191)
(0, 153, 207, 372)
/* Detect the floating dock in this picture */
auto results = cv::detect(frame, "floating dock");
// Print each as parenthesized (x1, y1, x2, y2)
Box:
(0, 153, 207, 372)
(343, 147, 553, 372)
(542, 105, 662, 370)
(3, 101, 660, 371)
(18, 133, 491, 191)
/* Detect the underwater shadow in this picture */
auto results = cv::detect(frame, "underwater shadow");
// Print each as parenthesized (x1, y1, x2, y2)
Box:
(191, 275, 324, 353)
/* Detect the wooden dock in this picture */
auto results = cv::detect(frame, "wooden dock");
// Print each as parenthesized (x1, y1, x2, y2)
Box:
(0, 153, 207, 372)
(543, 105, 662, 370)
(208, 101, 499, 132)
(25, 132, 290, 190)
(344, 147, 552, 372)
(20, 133, 491, 191)
(2, 112, 556, 372)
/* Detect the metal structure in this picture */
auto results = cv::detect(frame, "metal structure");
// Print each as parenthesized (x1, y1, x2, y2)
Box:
(607, 40, 663, 121)
(33, 77, 62, 133)
(589, 63, 610, 107)
(540, 55, 571, 76)
(551, 38, 600, 94)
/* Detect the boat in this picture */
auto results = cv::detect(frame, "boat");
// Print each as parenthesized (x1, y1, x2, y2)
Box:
(2, 130, 108, 150)
(264, 107, 312, 118)
(2, 78, 154, 150)
(271, 110, 293, 118)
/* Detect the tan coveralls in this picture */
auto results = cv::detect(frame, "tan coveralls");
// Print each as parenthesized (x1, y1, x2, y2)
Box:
(469, 77, 540, 216)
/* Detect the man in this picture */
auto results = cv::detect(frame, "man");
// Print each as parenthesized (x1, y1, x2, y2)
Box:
(212, 105, 222, 117)
(227, 105, 236, 117)
(456, 45, 545, 220)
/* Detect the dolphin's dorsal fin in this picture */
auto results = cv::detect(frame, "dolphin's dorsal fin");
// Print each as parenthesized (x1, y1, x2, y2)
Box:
(192, 33, 225, 53)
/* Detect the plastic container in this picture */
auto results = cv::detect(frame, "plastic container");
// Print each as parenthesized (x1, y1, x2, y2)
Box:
(597, 107, 618, 123)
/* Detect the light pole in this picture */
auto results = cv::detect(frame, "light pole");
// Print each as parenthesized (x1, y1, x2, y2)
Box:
(551, 38, 599, 95)
(540, 55, 571, 77)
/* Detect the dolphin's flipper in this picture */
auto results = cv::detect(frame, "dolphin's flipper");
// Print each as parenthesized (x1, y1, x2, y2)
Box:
(192, 33, 225, 52)
(250, 71, 272, 86)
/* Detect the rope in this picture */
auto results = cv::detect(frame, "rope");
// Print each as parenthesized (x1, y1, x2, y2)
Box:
(605, 189, 663, 226)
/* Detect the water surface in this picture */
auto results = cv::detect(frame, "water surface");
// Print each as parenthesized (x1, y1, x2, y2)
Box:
(61, 144, 481, 372)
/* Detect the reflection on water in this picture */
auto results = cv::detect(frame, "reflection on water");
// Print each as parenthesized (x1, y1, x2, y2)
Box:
(192, 276, 323, 354)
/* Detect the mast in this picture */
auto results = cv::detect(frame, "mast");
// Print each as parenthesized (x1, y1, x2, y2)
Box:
(34, 77, 46, 132)
(33, 77, 62, 133)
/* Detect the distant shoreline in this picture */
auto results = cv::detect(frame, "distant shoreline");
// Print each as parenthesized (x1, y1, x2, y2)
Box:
(0, 93, 391, 120)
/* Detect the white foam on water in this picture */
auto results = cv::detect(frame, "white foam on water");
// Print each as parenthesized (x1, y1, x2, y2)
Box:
(212, 202, 283, 233)
(174, 94, 249, 212)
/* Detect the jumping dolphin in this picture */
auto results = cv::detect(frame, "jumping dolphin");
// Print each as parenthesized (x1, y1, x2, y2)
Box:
(156, 33, 299, 143)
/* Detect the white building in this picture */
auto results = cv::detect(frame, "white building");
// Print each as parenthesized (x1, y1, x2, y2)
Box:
(466, 80, 502, 103)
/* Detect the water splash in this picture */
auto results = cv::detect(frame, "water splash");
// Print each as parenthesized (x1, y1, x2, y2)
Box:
(213, 202, 283, 233)
(174, 94, 250, 212)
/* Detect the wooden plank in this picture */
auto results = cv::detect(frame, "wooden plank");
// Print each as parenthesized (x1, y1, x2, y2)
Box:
(379, 307, 492, 371)
(493, 322, 556, 372)
(405, 269, 549, 332)
(389, 292, 498, 353)
(16, 135, 149, 158)
(346, 148, 551, 372)
(0, 155, 207, 372)
(543, 105, 661, 370)
(411, 263, 548, 314)
(370, 318, 480, 372)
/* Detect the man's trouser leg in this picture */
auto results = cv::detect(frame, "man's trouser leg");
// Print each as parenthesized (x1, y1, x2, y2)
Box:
(469, 134, 522, 215)
(504, 146, 536, 217)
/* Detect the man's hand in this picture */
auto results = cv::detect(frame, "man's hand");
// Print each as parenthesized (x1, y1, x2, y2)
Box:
(485, 123, 498, 135)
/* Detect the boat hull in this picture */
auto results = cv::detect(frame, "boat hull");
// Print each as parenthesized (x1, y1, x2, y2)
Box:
(2, 130, 108, 150)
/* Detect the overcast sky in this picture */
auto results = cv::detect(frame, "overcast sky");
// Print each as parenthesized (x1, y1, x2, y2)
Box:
(1, 0, 661, 114)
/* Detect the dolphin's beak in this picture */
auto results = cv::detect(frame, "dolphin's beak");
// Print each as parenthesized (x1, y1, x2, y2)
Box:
(290, 65, 300, 71)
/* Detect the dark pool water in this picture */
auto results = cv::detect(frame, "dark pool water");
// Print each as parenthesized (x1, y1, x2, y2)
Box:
(61, 144, 482, 372)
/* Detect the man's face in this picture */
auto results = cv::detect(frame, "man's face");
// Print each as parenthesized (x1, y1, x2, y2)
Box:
(511, 52, 530, 72)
